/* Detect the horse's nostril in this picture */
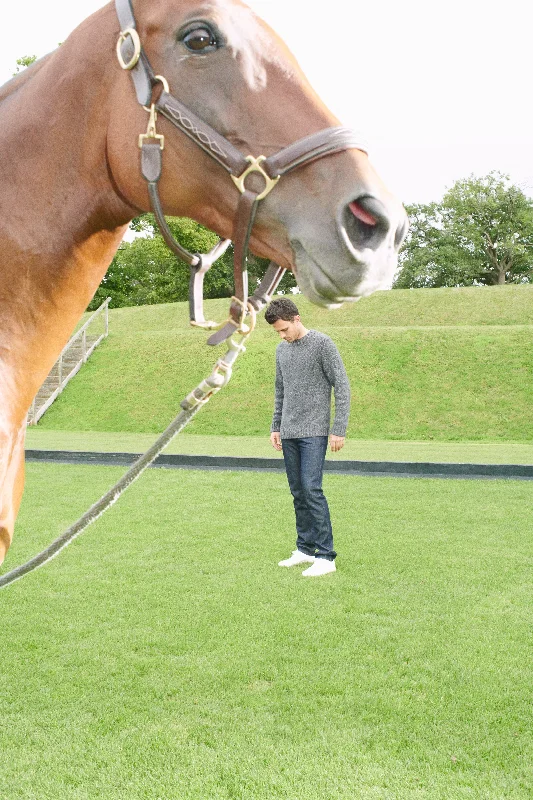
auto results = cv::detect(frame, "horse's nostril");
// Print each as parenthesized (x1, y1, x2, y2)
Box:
(343, 195, 390, 252)
(349, 199, 378, 227)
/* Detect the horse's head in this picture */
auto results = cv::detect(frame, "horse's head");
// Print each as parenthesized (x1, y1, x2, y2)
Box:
(107, 0, 407, 306)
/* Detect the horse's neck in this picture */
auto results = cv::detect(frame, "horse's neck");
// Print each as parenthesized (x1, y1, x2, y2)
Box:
(0, 4, 130, 244)
(0, 3, 131, 411)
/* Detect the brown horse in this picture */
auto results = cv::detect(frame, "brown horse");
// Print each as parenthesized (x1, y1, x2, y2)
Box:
(0, 0, 407, 565)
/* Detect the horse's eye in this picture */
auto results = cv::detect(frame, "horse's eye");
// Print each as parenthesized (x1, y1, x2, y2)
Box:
(182, 27, 218, 53)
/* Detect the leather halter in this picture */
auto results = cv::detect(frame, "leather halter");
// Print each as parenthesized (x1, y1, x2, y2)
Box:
(115, 0, 368, 344)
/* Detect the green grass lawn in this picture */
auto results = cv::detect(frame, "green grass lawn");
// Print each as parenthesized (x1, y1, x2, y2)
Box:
(2, 463, 532, 798)
(40, 286, 533, 442)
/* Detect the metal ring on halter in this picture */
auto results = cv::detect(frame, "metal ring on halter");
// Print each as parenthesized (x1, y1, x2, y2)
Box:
(143, 74, 170, 111)
(190, 319, 220, 331)
(231, 156, 280, 201)
(153, 75, 170, 94)
(116, 28, 142, 71)
(245, 302, 257, 334)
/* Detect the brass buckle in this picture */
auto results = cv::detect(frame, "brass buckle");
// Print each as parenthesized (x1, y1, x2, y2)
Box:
(139, 76, 169, 149)
(231, 156, 280, 201)
(116, 28, 142, 71)
(138, 104, 165, 150)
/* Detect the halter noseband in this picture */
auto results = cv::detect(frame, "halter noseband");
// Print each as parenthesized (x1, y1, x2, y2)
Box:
(115, 0, 368, 344)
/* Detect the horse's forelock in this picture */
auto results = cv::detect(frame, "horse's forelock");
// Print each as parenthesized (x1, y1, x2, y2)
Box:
(205, 0, 295, 91)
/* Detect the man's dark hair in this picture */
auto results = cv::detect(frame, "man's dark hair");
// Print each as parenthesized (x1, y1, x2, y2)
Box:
(265, 297, 300, 324)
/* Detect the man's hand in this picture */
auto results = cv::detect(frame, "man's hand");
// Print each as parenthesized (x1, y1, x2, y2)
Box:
(270, 432, 282, 451)
(330, 435, 345, 453)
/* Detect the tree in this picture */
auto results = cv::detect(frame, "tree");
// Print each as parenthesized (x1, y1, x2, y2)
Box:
(394, 173, 533, 288)
(90, 216, 233, 309)
(13, 55, 37, 76)
(89, 214, 296, 309)
(442, 173, 533, 285)
(393, 203, 477, 288)
(90, 214, 297, 310)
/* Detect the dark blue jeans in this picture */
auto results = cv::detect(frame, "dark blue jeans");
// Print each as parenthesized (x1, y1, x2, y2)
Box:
(281, 436, 336, 561)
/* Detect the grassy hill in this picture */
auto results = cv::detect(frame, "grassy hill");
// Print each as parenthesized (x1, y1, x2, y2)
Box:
(39, 285, 533, 442)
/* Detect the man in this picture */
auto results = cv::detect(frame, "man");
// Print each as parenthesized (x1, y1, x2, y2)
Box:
(265, 297, 350, 577)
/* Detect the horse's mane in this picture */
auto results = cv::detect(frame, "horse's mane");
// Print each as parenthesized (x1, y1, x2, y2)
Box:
(0, 53, 55, 106)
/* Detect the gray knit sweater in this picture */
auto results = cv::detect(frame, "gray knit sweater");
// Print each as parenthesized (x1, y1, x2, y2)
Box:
(270, 330, 351, 438)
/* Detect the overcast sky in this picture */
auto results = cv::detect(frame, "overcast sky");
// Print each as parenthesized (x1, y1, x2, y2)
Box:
(2, 0, 532, 204)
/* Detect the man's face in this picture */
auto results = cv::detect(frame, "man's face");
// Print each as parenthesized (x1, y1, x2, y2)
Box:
(272, 316, 302, 342)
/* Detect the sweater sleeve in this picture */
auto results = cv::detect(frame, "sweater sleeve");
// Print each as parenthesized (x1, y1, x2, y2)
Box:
(270, 348, 284, 432)
(321, 338, 351, 436)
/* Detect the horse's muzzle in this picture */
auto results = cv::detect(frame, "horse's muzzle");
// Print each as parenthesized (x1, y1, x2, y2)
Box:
(289, 191, 408, 307)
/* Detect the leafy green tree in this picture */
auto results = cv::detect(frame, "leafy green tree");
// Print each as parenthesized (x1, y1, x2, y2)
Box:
(91, 216, 232, 309)
(393, 203, 477, 288)
(394, 173, 533, 288)
(13, 55, 37, 75)
(442, 173, 533, 285)
(128, 215, 297, 295)
(91, 214, 296, 309)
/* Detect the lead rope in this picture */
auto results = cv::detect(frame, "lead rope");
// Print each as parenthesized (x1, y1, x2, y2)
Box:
(0, 310, 256, 590)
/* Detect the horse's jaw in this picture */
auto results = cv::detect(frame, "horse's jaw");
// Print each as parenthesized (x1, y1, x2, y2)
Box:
(287, 208, 407, 308)
(291, 240, 400, 308)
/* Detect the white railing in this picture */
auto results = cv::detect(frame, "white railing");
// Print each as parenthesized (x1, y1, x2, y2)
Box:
(28, 298, 110, 425)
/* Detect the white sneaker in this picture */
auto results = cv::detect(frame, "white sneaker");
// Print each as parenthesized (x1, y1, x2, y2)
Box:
(302, 559, 336, 577)
(278, 550, 316, 567)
